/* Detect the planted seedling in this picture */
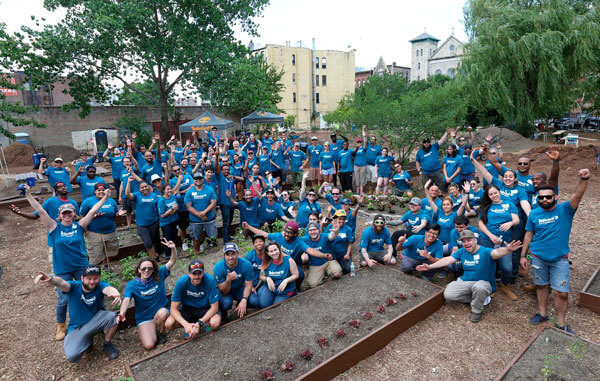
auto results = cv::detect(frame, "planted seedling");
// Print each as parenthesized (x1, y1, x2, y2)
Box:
(362, 312, 372, 320)
(412, 291, 418, 297)
(317, 336, 329, 349)
(335, 328, 346, 338)
(349, 319, 360, 329)
(385, 297, 397, 306)
(376, 305, 385, 313)
(396, 293, 406, 300)
(300, 348, 313, 360)
(280, 360, 294, 372)
(260, 370, 273, 380)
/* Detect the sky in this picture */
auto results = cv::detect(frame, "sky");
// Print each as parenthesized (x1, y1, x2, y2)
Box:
(1, 0, 469, 70)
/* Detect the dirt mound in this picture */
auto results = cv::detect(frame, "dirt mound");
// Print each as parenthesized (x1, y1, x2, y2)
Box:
(472, 127, 540, 153)
(2, 142, 35, 167)
(524, 144, 598, 169)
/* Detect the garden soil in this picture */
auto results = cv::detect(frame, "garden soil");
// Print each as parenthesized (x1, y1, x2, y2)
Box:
(503, 327, 600, 380)
(2, 142, 35, 167)
(585, 270, 600, 296)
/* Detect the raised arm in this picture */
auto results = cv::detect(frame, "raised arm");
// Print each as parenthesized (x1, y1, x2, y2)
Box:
(470, 150, 493, 184)
(226, 189, 239, 207)
(569, 169, 590, 210)
(162, 238, 178, 271)
(125, 176, 135, 200)
(24, 186, 56, 231)
(79, 189, 111, 229)
(437, 129, 450, 146)
(70, 164, 84, 184)
(546, 146, 561, 188)
(34, 272, 70, 292)
(424, 179, 438, 214)
(241, 221, 268, 238)
(299, 172, 309, 201)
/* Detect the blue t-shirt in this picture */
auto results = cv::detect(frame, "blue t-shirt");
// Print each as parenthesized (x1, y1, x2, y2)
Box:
(421, 197, 442, 220)
(268, 232, 309, 265)
(76, 175, 107, 202)
(401, 234, 443, 262)
(208, 133, 220, 147)
(173, 147, 185, 163)
(448, 226, 480, 251)
(469, 189, 484, 207)
(360, 226, 391, 252)
(319, 151, 336, 170)
(108, 155, 125, 180)
(75, 156, 97, 172)
(375, 155, 394, 178)
(237, 198, 261, 227)
(279, 198, 295, 219)
(338, 149, 354, 173)
(330, 140, 344, 159)
(215, 173, 236, 207)
(500, 165, 535, 202)
(171, 274, 220, 309)
(366, 143, 382, 165)
(244, 139, 258, 154)
(302, 234, 334, 267)
(324, 224, 355, 259)
(66, 280, 108, 332)
(80, 197, 118, 234)
(213, 257, 254, 292)
(260, 200, 285, 223)
(297, 199, 322, 228)
(526, 202, 576, 261)
(400, 209, 430, 235)
(443, 155, 462, 183)
(141, 158, 163, 184)
(307, 144, 323, 168)
(416, 142, 441, 174)
(449, 193, 463, 212)
(244, 249, 264, 286)
(452, 247, 495, 291)
(354, 146, 367, 167)
(184, 185, 217, 222)
(325, 194, 343, 211)
(460, 151, 476, 174)
(49, 222, 88, 274)
(289, 150, 307, 172)
(261, 137, 274, 151)
(44, 167, 73, 192)
(392, 171, 412, 191)
(347, 213, 357, 233)
(157, 196, 179, 226)
(270, 147, 285, 171)
(258, 154, 271, 175)
(491, 177, 528, 210)
(120, 169, 140, 198)
(170, 174, 193, 212)
(264, 256, 295, 296)
(35, 196, 79, 220)
(435, 211, 458, 243)
(131, 191, 159, 226)
(124, 266, 170, 323)
(483, 200, 518, 239)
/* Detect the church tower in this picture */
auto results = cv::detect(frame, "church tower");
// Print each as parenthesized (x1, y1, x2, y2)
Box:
(409, 32, 439, 81)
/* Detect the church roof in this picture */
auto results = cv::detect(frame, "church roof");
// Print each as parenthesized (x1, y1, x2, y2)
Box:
(409, 32, 440, 43)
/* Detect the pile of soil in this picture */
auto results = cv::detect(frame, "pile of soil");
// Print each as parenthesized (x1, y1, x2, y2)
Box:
(472, 126, 540, 153)
(524, 144, 598, 169)
(2, 143, 35, 166)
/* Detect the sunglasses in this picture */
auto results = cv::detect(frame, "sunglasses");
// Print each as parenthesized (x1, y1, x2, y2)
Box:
(308, 193, 316, 196)
(173, 168, 181, 172)
(140, 266, 154, 272)
(332, 193, 340, 195)
(538, 195, 554, 200)
(374, 221, 385, 225)
(189, 263, 203, 270)
(517, 162, 530, 166)
(61, 210, 74, 215)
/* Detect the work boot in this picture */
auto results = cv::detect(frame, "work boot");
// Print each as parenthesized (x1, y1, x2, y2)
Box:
(523, 284, 536, 292)
(518, 267, 527, 277)
(470, 311, 482, 323)
(499, 284, 517, 300)
(103, 341, 120, 360)
(55, 322, 67, 341)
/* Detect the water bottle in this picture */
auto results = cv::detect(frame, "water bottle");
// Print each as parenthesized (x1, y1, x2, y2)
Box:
(494, 235, 503, 249)
(350, 262, 356, 277)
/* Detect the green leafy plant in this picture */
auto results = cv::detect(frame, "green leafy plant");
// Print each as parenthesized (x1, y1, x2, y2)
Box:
(101, 268, 122, 290)
(567, 341, 586, 361)
(119, 252, 145, 283)
(541, 355, 557, 381)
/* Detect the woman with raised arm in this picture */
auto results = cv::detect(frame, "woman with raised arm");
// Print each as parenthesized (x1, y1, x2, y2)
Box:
(258, 241, 299, 308)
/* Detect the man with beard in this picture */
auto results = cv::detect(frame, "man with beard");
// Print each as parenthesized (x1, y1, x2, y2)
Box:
(415, 129, 450, 188)
(520, 169, 590, 335)
(140, 149, 164, 185)
(33, 266, 122, 362)
(215, 158, 237, 244)
(303, 221, 342, 288)
(417, 230, 523, 323)
(39, 157, 73, 193)
(360, 214, 395, 267)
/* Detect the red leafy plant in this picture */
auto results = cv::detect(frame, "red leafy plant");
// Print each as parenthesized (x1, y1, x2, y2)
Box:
(385, 297, 397, 306)
(280, 360, 294, 372)
(376, 305, 385, 313)
(300, 348, 313, 360)
(396, 293, 406, 299)
(317, 336, 329, 348)
(261, 370, 274, 380)
(349, 319, 360, 328)
(413, 291, 418, 297)
(335, 328, 346, 338)
(362, 311, 372, 320)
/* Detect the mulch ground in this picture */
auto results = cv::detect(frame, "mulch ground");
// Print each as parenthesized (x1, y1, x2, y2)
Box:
(1, 142, 600, 381)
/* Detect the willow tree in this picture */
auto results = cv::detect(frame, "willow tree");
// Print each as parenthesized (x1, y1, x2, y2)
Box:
(463, 0, 600, 135)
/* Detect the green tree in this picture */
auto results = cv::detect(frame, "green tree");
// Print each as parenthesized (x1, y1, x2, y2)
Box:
(207, 55, 284, 117)
(463, 0, 600, 136)
(284, 114, 296, 128)
(14, 0, 269, 138)
(113, 80, 164, 107)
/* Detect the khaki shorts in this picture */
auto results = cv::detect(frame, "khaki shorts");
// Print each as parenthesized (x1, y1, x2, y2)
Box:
(354, 166, 368, 187)
(366, 165, 377, 183)
(307, 260, 342, 288)
(310, 167, 322, 182)
(86, 231, 119, 265)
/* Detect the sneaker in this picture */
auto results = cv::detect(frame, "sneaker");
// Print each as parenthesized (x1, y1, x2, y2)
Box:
(156, 331, 168, 345)
(555, 323, 576, 336)
(529, 313, 549, 325)
(483, 296, 492, 306)
(470, 312, 482, 323)
(437, 270, 448, 279)
(103, 341, 120, 360)
(182, 242, 189, 251)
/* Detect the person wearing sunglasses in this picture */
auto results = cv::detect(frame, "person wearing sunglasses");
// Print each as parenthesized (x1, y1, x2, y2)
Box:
(465, 177, 484, 217)
(396, 224, 443, 281)
(119, 239, 178, 349)
(360, 215, 395, 267)
(297, 172, 323, 228)
(166, 259, 221, 339)
(389, 197, 430, 236)
(323, 209, 355, 274)
(318, 185, 343, 212)
(415, 129, 450, 189)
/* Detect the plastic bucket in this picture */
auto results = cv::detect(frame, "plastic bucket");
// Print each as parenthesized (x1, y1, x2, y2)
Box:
(26, 177, 36, 187)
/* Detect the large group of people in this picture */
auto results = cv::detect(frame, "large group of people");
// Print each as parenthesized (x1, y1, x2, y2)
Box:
(13, 125, 590, 363)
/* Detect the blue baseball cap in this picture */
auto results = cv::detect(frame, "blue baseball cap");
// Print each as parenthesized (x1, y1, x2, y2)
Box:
(223, 242, 239, 254)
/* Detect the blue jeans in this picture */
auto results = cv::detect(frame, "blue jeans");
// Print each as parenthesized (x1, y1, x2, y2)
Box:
(294, 259, 305, 290)
(257, 284, 297, 308)
(55, 268, 85, 323)
(220, 205, 234, 243)
(479, 234, 513, 285)
(531, 256, 570, 293)
(337, 255, 352, 274)
(219, 286, 260, 314)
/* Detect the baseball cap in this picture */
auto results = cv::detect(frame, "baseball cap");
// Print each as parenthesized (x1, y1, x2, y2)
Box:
(54, 157, 64, 163)
(83, 265, 101, 276)
(341, 198, 351, 205)
(223, 242, 239, 254)
(306, 222, 320, 230)
(294, 142, 300, 147)
(94, 183, 106, 190)
(252, 234, 266, 243)
(459, 230, 477, 240)
(212, 126, 217, 131)
(334, 209, 347, 218)
(193, 172, 204, 179)
(409, 197, 422, 205)
(465, 144, 473, 149)
(373, 214, 386, 223)
(150, 174, 161, 183)
(265, 188, 275, 194)
(422, 138, 431, 143)
(356, 137, 363, 143)
(188, 259, 205, 273)
(285, 221, 299, 233)
(58, 203, 76, 214)
(311, 136, 318, 140)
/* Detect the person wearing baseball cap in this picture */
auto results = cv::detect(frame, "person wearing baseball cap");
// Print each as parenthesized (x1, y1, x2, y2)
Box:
(415, 128, 451, 189)
(360, 214, 395, 267)
(9, 181, 79, 225)
(165, 259, 221, 339)
(417, 230, 523, 323)
(297, 178, 323, 228)
(288, 141, 308, 188)
(33, 264, 122, 362)
(340, 196, 362, 233)
(70, 164, 107, 202)
(259, 188, 291, 229)
(388, 197, 430, 240)
(307, 136, 324, 185)
(184, 167, 218, 254)
(213, 243, 259, 318)
(323, 209, 356, 274)
(207, 126, 220, 147)
(302, 220, 342, 288)
(38, 156, 73, 194)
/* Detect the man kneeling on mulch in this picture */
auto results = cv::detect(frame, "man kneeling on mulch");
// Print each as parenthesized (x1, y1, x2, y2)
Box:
(416, 230, 523, 323)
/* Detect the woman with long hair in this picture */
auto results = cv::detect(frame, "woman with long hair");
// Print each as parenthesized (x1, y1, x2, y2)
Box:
(158, 184, 179, 248)
(257, 241, 299, 308)
(375, 147, 394, 195)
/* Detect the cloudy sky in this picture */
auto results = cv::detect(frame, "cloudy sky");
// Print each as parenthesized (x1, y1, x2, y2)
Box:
(1, 0, 468, 69)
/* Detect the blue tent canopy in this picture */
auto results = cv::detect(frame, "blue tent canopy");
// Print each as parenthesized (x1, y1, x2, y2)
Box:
(241, 110, 284, 125)
(179, 110, 233, 133)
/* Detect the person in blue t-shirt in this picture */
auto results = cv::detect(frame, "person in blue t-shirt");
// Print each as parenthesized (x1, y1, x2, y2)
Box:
(75, 151, 97, 173)
(215, 159, 237, 244)
(244, 235, 267, 288)
(288, 143, 308, 187)
(34, 265, 122, 362)
(337, 140, 354, 192)
(360, 215, 395, 267)
(39, 157, 74, 193)
(307, 137, 324, 185)
(169, 166, 193, 246)
(389, 197, 430, 235)
(118, 156, 140, 227)
(102, 142, 125, 192)
(228, 187, 261, 230)
(302, 222, 342, 288)
(365, 133, 382, 185)
(319, 142, 336, 184)
(323, 210, 355, 274)
(391, 162, 414, 197)
(257, 146, 271, 176)
(257, 241, 300, 308)
(520, 171, 589, 334)
(157, 184, 180, 244)
(25, 185, 111, 341)
(423, 179, 468, 251)
(465, 177, 484, 217)
(415, 129, 450, 188)
(207, 127, 220, 147)
(442, 144, 462, 190)
(213, 242, 259, 317)
(79, 183, 120, 265)
(277, 189, 297, 220)
(396, 224, 444, 279)
(374, 148, 394, 195)
(140, 150, 163, 184)
(126, 175, 163, 259)
(340, 196, 362, 233)
(297, 173, 323, 228)
(269, 140, 286, 180)
(70, 165, 107, 202)
(165, 259, 221, 339)
(417, 230, 522, 323)
(319, 185, 343, 214)
(448, 215, 480, 254)
(259, 188, 290, 227)
(120, 240, 178, 349)
(185, 173, 218, 253)
(354, 127, 369, 195)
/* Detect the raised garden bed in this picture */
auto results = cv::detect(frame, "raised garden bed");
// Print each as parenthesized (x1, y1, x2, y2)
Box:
(496, 325, 600, 380)
(579, 265, 600, 315)
(125, 265, 444, 380)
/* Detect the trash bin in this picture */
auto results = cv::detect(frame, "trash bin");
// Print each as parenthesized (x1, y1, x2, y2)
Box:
(92, 129, 108, 162)
(32, 153, 45, 169)
(14, 133, 29, 144)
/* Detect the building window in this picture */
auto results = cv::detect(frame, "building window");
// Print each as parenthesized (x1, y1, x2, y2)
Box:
(292, 54, 295, 66)
(420, 49, 423, 56)
(316, 93, 320, 104)
(315, 57, 319, 69)
(293, 92, 296, 103)
(418, 62, 420, 70)
(315, 75, 319, 86)
(417, 75, 420, 80)
(292, 73, 295, 84)
(321, 57, 327, 69)
(430, 49, 432, 56)
(322, 75, 327, 86)
(435, 69, 442, 75)
(449, 44, 455, 53)
(416, 50, 419, 57)
(447, 68, 455, 78)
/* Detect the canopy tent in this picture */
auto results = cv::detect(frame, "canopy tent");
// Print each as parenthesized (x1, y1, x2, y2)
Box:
(179, 110, 234, 133)
(241, 110, 284, 125)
